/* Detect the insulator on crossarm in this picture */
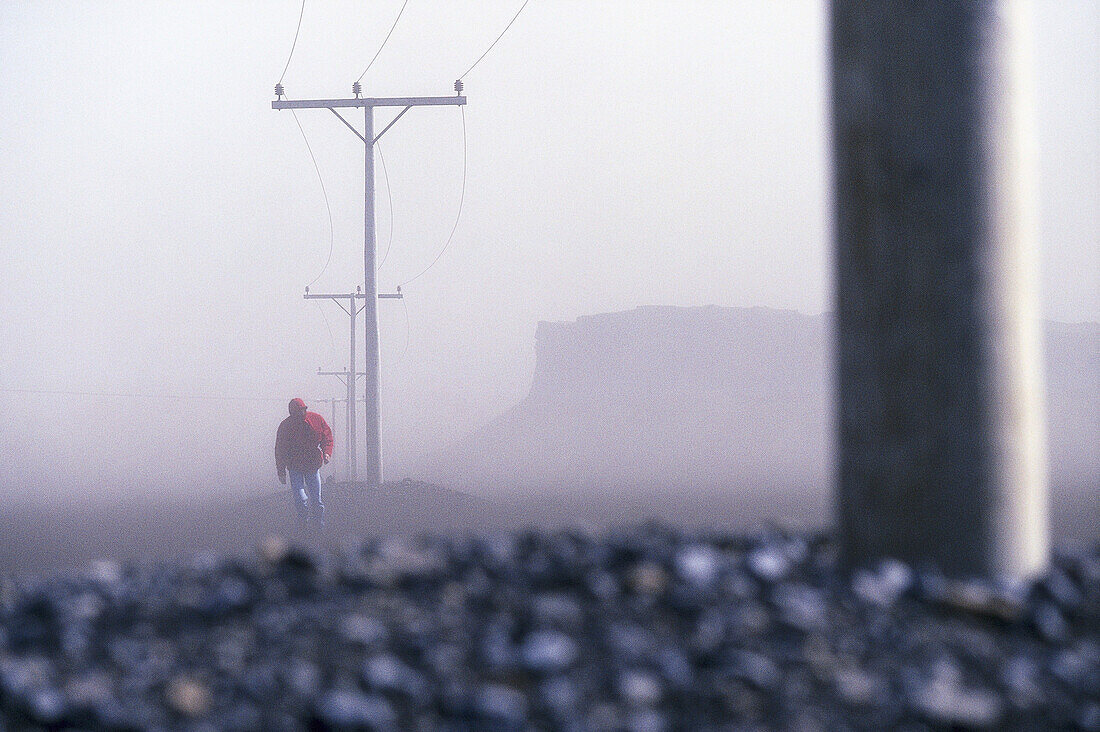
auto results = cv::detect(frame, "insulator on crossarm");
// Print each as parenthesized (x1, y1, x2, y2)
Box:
(454, 79, 463, 95)
(352, 81, 362, 98)
(275, 83, 285, 99)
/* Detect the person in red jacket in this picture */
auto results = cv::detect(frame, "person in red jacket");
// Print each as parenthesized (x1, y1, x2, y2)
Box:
(275, 398, 334, 532)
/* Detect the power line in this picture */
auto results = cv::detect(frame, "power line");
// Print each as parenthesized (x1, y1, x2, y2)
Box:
(290, 109, 335, 290)
(0, 387, 293, 404)
(376, 141, 395, 272)
(355, 0, 411, 84)
(395, 0, 535, 289)
(289, 106, 340, 365)
(400, 106, 467, 287)
(278, 0, 307, 85)
(312, 299, 339, 366)
(459, 0, 533, 80)
(399, 293, 411, 363)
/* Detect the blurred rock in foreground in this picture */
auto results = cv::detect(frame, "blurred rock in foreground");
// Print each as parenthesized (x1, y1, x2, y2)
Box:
(2, 526, 1098, 730)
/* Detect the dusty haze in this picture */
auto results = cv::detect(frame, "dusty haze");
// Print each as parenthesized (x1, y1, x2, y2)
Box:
(1, 3, 1097, 524)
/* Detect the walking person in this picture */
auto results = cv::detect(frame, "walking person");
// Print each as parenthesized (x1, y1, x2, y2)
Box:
(275, 398, 334, 534)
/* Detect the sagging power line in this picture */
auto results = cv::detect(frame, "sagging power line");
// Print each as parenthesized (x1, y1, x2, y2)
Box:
(398, 106, 466, 288)
(277, 0, 307, 85)
(356, 0, 411, 84)
(375, 141, 395, 273)
(289, 109, 335, 291)
(458, 0, 533, 81)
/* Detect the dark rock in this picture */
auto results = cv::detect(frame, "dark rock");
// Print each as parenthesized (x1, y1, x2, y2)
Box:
(520, 630, 579, 674)
(313, 689, 397, 731)
(475, 683, 527, 726)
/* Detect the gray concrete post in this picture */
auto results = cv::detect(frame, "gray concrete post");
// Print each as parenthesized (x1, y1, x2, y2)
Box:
(363, 107, 383, 489)
(830, 0, 1048, 577)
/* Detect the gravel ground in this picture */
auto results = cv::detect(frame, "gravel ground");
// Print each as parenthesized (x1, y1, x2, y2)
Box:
(1, 525, 1098, 730)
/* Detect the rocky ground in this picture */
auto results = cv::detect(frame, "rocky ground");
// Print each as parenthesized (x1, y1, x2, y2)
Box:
(1, 525, 1098, 730)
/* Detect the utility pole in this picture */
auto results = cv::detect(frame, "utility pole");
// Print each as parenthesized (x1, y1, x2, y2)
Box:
(275, 82, 466, 488)
(312, 397, 344, 473)
(312, 396, 368, 485)
(316, 367, 365, 483)
(306, 287, 403, 486)
(315, 397, 341, 446)
(307, 288, 362, 483)
(830, 0, 1048, 578)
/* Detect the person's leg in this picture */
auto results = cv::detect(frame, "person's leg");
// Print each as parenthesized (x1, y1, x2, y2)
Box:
(287, 470, 308, 530)
(304, 470, 324, 531)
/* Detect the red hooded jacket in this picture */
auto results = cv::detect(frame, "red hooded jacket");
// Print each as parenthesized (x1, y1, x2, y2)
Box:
(275, 411, 334, 475)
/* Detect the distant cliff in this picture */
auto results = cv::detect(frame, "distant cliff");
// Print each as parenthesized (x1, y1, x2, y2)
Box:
(424, 305, 1098, 511)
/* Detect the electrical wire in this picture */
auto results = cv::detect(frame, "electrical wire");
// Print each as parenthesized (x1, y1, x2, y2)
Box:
(289, 108, 338, 365)
(376, 141, 395, 272)
(383, 1, 533, 360)
(398, 293, 411, 363)
(400, 106, 466, 288)
(290, 110, 335, 290)
(278, 0, 307, 85)
(312, 300, 339, 366)
(0, 387, 292, 403)
(355, 0, 411, 84)
(394, 0, 531, 287)
(459, 0, 533, 80)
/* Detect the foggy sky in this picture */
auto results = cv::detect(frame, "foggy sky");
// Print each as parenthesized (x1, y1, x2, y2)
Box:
(0, 1, 1097, 501)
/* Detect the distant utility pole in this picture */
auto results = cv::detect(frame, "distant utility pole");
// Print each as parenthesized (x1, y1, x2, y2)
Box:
(306, 286, 403, 486)
(312, 396, 344, 469)
(831, 0, 1048, 577)
(316, 367, 365, 482)
(307, 287, 364, 483)
(318, 397, 341, 438)
(313, 395, 368, 484)
(275, 81, 466, 488)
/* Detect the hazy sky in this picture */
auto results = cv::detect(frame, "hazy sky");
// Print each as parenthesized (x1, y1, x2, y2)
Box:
(1, 1, 1097, 499)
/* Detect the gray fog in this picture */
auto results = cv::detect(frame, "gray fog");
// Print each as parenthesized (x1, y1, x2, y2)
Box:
(1, 1, 1097, 507)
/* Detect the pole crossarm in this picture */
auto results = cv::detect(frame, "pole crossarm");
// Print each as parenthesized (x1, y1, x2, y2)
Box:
(317, 369, 367, 388)
(273, 96, 466, 110)
(305, 291, 358, 315)
(305, 292, 403, 299)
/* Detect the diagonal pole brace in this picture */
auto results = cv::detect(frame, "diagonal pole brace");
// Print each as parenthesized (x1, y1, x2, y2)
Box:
(329, 108, 367, 143)
(373, 106, 412, 145)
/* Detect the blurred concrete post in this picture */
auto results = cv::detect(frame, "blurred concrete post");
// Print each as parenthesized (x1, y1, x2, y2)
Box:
(830, 0, 1048, 577)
